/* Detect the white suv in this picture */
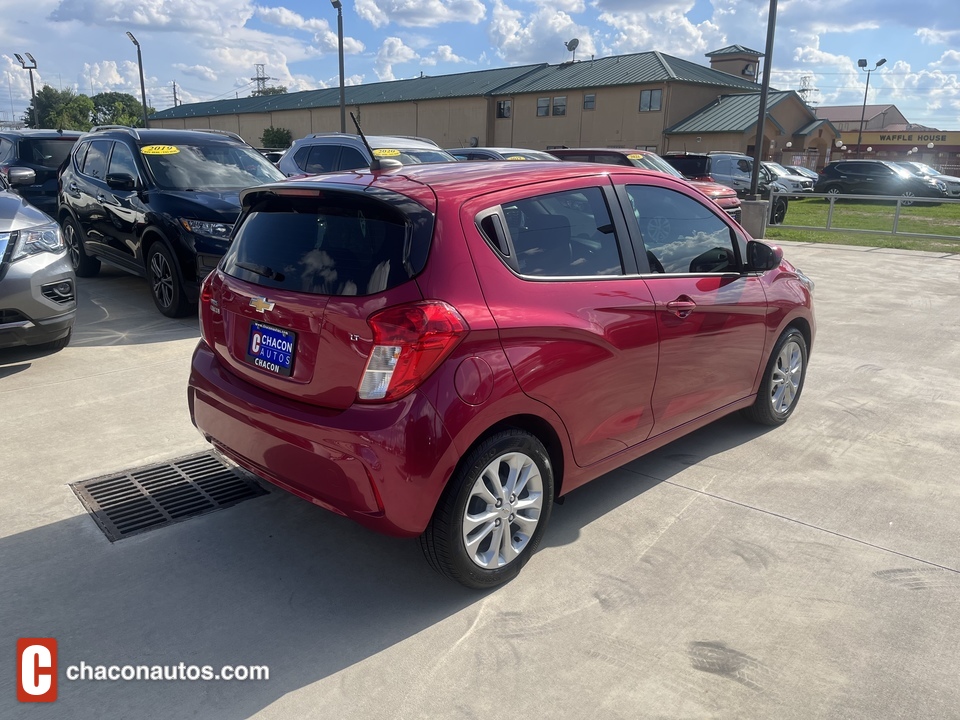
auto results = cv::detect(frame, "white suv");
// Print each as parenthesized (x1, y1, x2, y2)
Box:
(278, 133, 456, 176)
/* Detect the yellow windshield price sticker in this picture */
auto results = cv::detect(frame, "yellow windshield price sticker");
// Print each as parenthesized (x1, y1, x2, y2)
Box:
(141, 145, 180, 155)
(627, 153, 645, 160)
(372, 148, 401, 157)
(505, 155, 528, 161)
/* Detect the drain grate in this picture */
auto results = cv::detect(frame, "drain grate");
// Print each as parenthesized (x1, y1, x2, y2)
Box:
(71, 452, 268, 541)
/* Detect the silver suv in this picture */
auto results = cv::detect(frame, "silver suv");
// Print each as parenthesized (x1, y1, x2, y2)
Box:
(278, 133, 455, 176)
(0, 168, 76, 351)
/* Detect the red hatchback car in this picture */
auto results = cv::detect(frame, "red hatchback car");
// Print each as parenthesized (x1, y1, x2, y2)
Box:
(188, 161, 815, 588)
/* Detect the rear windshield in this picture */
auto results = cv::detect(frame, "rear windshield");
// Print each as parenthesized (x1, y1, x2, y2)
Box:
(19, 138, 77, 169)
(222, 191, 434, 296)
(375, 148, 454, 164)
(663, 156, 707, 177)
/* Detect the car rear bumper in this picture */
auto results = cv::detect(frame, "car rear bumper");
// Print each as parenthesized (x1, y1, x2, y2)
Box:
(188, 340, 460, 537)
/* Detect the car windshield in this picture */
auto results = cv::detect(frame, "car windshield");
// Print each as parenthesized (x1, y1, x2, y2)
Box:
(627, 152, 685, 179)
(765, 163, 792, 177)
(501, 151, 559, 161)
(19, 138, 76, 169)
(902, 162, 938, 177)
(373, 147, 455, 164)
(888, 163, 914, 179)
(140, 144, 285, 190)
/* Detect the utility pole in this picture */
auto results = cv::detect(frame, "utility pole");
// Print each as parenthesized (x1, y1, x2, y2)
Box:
(251, 64, 274, 95)
(172, 80, 179, 107)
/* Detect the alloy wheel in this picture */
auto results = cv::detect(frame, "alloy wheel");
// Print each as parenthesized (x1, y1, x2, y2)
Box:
(64, 223, 81, 270)
(150, 251, 174, 309)
(770, 339, 803, 415)
(461, 451, 544, 569)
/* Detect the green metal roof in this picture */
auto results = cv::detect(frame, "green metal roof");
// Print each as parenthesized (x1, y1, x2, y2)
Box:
(494, 51, 761, 94)
(705, 45, 763, 57)
(152, 51, 764, 121)
(795, 118, 840, 137)
(665, 91, 802, 134)
(151, 64, 546, 120)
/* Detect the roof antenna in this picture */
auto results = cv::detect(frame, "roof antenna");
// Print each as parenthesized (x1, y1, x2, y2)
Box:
(350, 111, 401, 171)
(565, 38, 579, 62)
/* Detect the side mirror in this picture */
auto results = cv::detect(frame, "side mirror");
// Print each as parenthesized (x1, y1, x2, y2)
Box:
(7, 167, 36, 186)
(746, 240, 783, 272)
(106, 173, 137, 191)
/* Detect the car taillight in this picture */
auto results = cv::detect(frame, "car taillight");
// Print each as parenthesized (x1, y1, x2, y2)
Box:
(199, 271, 219, 347)
(358, 301, 468, 403)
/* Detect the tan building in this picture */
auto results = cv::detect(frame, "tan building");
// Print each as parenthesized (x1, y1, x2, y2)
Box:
(151, 46, 837, 162)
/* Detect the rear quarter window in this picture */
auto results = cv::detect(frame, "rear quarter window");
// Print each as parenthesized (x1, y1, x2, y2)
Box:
(222, 191, 434, 297)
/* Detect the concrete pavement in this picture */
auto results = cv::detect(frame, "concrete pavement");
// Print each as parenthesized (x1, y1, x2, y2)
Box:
(2, 243, 959, 718)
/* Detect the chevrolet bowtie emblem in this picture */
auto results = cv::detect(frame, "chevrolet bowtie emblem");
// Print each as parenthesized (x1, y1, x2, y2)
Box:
(249, 297, 275, 313)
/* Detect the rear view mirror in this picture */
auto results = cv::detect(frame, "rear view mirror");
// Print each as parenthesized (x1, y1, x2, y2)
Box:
(7, 166, 36, 186)
(746, 240, 783, 271)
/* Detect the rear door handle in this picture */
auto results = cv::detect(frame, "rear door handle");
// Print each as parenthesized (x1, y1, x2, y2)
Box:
(666, 298, 697, 318)
(96, 193, 107, 203)
(68, 182, 80, 196)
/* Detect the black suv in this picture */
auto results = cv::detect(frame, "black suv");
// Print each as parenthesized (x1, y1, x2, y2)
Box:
(661, 151, 788, 223)
(0, 129, 82, 215)
(814, 160, 947, 201)
(58, 127, 284, 316)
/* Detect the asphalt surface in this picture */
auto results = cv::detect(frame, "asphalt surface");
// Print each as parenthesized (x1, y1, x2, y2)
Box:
(2, 243, 960, 719)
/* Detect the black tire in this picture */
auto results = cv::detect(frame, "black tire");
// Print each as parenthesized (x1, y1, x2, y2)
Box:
(744, 327, 808, 426)
(769, 197, 788, 225)
(61, 216, 100, 278)
(40, 329, 71, 352)
(420, 429, 554, 589)
(823, 185, 842, 201)
(900, 190, 916, 207)
(147, 242, 191, 318)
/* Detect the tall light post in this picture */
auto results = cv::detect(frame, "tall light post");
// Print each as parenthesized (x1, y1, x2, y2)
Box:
(13, 53, 38, 127)
(855, 57, 886, 158)
(331, 0, 346, 133)
(748, 0, 778, 198)
(126, 32, 150, 128)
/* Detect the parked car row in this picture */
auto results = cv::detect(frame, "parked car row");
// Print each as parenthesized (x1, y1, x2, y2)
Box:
(813, 159, 950, 202)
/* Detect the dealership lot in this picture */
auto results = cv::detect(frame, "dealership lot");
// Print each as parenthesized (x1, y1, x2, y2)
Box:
(2, 242, 960, 717)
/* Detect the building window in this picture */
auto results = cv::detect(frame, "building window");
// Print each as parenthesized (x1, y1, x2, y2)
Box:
(537, 98, 550, 117)
(497, 100, 511, 119)
(636, 145, 658, 152)
(583, 94, 596, 110)
(639, 89, 662, 112)
(552, 96, 567, 116)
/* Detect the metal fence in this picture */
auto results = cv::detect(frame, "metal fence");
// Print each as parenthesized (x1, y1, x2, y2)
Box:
(771, 191, 960, 241)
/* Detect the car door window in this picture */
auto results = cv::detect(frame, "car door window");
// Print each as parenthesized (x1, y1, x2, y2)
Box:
(305, 145, 339, 173)
(81, 140, 111, 180)
(107, 142, 139, 179)
(337, 146, 368, 170)
(499, 187, 624, 277)
(626, 185, 737, 274)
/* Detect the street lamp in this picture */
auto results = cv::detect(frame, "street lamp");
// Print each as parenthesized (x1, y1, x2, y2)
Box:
(331, 0, 346, 133)
(13, 53, 38, 127)
(126, 32, 149, 128)
(855, 57, 886, 158)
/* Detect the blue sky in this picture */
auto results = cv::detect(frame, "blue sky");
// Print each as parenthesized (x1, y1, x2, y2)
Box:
(3, 0, 959, 129)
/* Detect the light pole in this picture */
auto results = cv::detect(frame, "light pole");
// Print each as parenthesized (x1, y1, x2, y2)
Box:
(855, 57, 886, 158)
(748, 0, 778, 198)
(13, 53, 38, 127)
(126, 32, 150, 128)
(331, 0, 346, 133)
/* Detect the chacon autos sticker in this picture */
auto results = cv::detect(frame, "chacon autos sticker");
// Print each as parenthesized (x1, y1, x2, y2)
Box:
(372, 148, 401, 157)
(141, 145, 180, 155)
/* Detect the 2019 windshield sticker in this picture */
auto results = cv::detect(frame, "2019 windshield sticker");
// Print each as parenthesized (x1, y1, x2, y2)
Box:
(141, 145, 180, 155)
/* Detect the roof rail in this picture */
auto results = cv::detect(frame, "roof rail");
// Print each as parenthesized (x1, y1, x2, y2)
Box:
(90, 125, 141, 139)
(186, 128, 246, 143)
(308, 132, 347, 139)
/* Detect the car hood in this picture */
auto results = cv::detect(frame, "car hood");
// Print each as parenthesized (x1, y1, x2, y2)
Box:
(157, 190, 243, 221)
(688, 179, 738, 198)
(0, 191, 54, 232)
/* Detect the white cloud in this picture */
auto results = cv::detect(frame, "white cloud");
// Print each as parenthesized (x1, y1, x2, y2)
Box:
(917, 28, 960, 46)
(597, 9, 718, 57)
(421, 45, 472, 66)
(173, 63, 218, 82)
(374, 37, 419, 81)
(882, 60, 960, 120)
(49, 0, 253, 35)
(488, 1, 596, 64)
(355, 0, 486, 29)
(254, 5, 328, 33)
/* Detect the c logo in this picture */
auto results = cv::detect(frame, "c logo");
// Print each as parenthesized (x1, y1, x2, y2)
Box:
(250, 332, 261, 355)
(17, 638, 57, 702)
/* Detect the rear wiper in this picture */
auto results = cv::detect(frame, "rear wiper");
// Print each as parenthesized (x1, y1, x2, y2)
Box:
(236, 261, 284, 281)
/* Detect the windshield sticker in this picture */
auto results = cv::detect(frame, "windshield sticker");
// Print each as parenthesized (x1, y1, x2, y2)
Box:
(627, 153, 645, 160)
(372, 148, 401, 157)
(505, 155, 529, 161)
(141, 145, 180, 155)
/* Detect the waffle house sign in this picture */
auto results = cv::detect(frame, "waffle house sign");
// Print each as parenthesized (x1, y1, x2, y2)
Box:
(850, 131, 960, 147)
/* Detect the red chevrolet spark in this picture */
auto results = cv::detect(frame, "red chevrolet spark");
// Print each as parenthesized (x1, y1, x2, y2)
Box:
(188, 161, 815, 588)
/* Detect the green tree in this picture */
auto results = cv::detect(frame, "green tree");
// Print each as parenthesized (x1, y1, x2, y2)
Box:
(252, 85, 287, 97)
(261, 126, 293, 148)
(25, 86, 94, 130)
(90, 91, 155, 127)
